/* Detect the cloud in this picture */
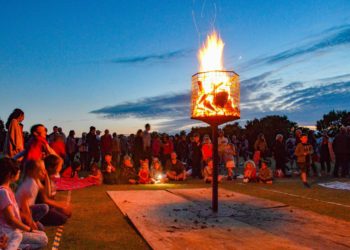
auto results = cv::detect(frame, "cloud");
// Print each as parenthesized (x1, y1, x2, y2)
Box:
(241, 71, 273, 86)
(91, 92, 190, 118)
(271, 81, 350, 111)
(240, 71, 274, 101)
(155, 117, 202, 133)
(266, 26, 350, 64)
(240, 24, 350, 69)
(280, 81, 304, 92)
(318, 73, 350, 83)
(106, 49, 193, 65)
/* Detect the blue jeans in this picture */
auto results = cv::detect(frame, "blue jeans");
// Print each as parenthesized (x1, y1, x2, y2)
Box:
(30, 204, 49, 231)
(4, 229, 48, 250)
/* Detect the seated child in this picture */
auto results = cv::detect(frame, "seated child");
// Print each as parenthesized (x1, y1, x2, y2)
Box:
(243, 160, 257, 183)
(138, 159, 151, 184)
(225, 160, 236, 181)
(258, 161, 273, 184)
(37, 155, 72, 226)
(102, 153, 118, 185)
(203, 158, 223, 183)
(119, 155, 138, 184)
(150, 157, 167, 183)
(61, 161, 81, 179)
(16, 160, 49, 231)
(87, 163, 103, 185)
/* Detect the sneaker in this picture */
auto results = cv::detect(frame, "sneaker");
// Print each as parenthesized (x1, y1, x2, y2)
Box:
(303, 182, 311, 188)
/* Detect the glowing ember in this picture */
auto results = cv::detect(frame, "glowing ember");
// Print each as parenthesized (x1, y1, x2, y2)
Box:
(192, 31, 240, 120)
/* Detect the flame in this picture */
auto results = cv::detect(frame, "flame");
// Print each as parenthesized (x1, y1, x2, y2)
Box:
(198, 31, 225, 72)
(192, 31, 239, 118)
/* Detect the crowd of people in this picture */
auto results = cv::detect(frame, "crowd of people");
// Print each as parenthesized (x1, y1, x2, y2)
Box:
(1, 108, 350, 249)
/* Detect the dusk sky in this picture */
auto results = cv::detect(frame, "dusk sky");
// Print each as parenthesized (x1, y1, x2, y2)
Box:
(1, 0, 350, 135)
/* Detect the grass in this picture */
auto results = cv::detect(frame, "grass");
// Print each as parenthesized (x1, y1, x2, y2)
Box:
(45, 176, 350, 250)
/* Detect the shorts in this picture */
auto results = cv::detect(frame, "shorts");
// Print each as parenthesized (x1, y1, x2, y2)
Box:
(297, 162, 308, 173)
(226, 160, 235, 169)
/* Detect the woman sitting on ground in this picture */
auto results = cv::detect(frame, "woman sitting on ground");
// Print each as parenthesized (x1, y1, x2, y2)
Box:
(38, 155, 72, 226)
(0, 157, 48, 250)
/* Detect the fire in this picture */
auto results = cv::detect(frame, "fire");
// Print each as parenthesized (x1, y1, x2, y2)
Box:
(192, 31, 239, 119)
(199, 32, 225, 72)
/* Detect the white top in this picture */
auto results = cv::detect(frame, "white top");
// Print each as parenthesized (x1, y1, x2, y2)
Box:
(0, 186, 21, 231)
(16, 177, 41, 208)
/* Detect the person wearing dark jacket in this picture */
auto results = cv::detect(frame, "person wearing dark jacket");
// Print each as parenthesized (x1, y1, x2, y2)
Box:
(191, 133, 202, 178)
(133, 130, 144, 171)
(333, 127, 350, 177)
(86, 126, 100, 169)
(273, 134, 288, 176)
(176, 132, 189, 164)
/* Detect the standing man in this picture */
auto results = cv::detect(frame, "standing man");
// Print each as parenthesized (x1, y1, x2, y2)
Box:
(143, 124, 152, 161)
(86, 126, 99, 169)
(48, 126, 59, 143)
(58, 127, 66, 143)
(101, 130, 113, 159)
(111, 133, 121, 166)
(176, 131, 189, 164)
(333, 127, 350, 177)
(191, 133, 202, 178)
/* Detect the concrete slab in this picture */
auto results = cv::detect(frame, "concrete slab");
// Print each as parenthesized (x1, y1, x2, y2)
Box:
(169, 188, 350, 250)
(108, 189, 315, 250)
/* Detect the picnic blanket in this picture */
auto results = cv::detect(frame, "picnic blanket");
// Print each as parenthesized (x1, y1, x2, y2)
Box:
(53, 176, 98, 191)
(318, 181, 350, 191)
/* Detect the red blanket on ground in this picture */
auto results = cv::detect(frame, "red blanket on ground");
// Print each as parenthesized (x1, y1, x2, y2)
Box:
(53, 176, 99, 191)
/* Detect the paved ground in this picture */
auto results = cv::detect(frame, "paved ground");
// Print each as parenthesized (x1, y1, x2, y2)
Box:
(108, 188, 350, 250)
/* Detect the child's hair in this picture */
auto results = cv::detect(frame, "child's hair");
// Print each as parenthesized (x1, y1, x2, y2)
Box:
(91, 163, 99, 171)
(260, 160, 269, 168)
(71, 161, 81, 177)
(244, 160, 256, 170)
(44, 154, 61, 175)
(0, 157, 20, 184)
(206, 158, 213, 165)
(123, 155, 131, 161)
(30, 124, 44, 135)
(151, 157, 161, 165)
(104, 152, 112, 157)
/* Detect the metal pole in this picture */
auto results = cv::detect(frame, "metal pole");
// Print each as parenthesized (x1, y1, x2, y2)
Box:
(212, 124, 219, 213)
